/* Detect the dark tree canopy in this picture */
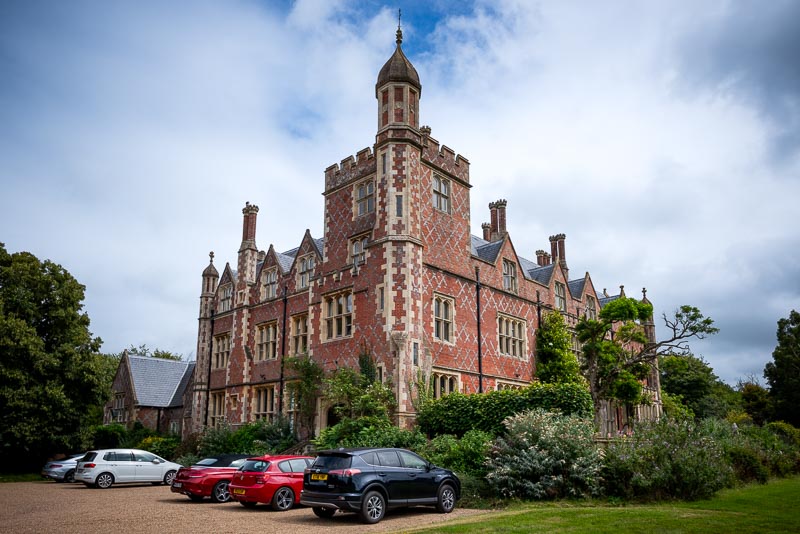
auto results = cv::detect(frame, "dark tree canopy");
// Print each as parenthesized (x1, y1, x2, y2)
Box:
(764, 310, 800, 426)
(124, 343, 182, 361)
(0, 243, 105, 465)
(659, 352, 738, 419)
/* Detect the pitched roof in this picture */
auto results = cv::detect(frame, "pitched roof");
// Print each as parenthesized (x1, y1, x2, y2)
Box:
(599, 294, 621, 308)
(568, 279, 586, 298)
(527, 263, 555, 284)
(127, 355, 195, 408)
(471, 235, 504, 263)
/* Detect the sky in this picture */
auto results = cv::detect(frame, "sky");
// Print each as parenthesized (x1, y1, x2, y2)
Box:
(1, 0, 798, 385)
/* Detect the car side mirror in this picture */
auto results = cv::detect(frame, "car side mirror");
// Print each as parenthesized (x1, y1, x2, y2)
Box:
(152, 459, 160, 464)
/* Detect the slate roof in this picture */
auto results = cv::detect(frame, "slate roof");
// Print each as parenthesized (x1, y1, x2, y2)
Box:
(127, 355, 195, 408)
(527, 263, 555, 284)
(599, 294, 620, 308)
(471, 235, 503, 263)
(568, 279, 586, 298)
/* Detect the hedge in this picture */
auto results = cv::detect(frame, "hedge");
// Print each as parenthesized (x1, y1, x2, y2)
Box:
(416, 382, 593, 437)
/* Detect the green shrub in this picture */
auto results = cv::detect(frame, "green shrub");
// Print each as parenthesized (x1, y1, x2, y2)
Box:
(90, 423, 127, 449)
(174, 453, 200, 467)
(314, 416, 426, 450)
(486, 409, 602, 500)
(727, 446, 769, 483)
(765, 421, 800, 447)
(420, 430, 492, 477)
(416, 382, 593, 437)
(197, 423, 239, 456)
(456, 473, 499, 508)
(601, 418, 731, 501)
(136, 435, 180, 460)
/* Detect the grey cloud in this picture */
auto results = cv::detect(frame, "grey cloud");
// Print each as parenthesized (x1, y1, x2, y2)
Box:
(675, 1, 800, 162)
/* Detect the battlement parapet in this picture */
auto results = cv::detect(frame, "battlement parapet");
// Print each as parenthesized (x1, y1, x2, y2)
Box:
(325, 147, 376, 191)
(421, 129, 470, 183)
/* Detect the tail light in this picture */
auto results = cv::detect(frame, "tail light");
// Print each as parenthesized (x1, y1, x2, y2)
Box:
(329, 469, 361, 477)
(83, 463, 96, 469)
(255, 474, 271, 484)
(51, 464, 63, 468)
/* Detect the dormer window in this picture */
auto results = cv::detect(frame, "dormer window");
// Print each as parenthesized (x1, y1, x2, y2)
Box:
(585, 295, 597, 320)
(502, 260, 517, 293)
(262, 268, 278, 300)
(356, 180, 375, 216)
(219, 284, 233, 312)
(433, 175, 450, 213)
(298, 255, 315, 289)
(555, 282, 567, 312)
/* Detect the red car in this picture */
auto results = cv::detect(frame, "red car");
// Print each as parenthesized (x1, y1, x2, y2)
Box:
(229, 455, 314, 511)
(171, 454, 250, 502)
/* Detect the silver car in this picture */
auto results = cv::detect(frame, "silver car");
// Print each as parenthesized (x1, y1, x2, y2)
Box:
(76, 449, 181, 489)
(41, 453, 85, 483)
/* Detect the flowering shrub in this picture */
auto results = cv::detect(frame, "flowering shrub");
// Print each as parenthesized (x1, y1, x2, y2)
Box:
(486, 409, 602, 499)
(601, 418, 731, 500)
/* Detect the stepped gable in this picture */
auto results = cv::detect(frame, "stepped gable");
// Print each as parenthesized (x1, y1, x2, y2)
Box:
(421, 130, 469, 183)
(325, 147, 376, 191)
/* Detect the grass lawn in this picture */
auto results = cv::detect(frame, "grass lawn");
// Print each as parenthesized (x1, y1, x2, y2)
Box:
(412, 476, 800, 533)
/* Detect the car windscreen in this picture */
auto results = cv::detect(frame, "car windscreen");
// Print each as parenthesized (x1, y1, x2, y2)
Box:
(195, 458, 222, 466)
(239, 459, 270, 472)
(312, 454, 352, 470)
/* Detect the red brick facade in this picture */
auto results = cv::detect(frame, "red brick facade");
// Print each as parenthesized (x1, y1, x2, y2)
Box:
(189, 33, 661, 438)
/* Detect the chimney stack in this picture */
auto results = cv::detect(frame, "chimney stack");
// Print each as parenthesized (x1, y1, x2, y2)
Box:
(489, 199, 508, 241)
(482, 222, 491, 241)
(548, 233, 568, 278)
(241, 202, 259, 248)
(536, 249, 546, 266)
(238, 202, 259, 285)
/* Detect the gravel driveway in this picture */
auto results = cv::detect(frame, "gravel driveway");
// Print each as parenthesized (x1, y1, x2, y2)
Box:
(1, 481, 487, 533)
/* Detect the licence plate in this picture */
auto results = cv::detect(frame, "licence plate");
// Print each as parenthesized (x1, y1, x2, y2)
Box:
(311, 473, 327, 481)
(172, 482, 182, 488)
(233, 488, 245, 495)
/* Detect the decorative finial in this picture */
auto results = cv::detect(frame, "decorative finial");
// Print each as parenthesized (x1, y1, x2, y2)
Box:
(642, 287, 647, 297)
(209, 251, 215, 264)
(396, 8, 403, 45)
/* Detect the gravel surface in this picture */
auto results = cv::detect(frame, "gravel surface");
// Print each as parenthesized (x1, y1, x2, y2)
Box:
(1, 481, 488, 533)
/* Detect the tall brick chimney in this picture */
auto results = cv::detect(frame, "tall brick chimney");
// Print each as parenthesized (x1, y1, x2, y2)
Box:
(482, 222, 491, 241)
(549, 233, 568, 279)
(489, 199, 508, 242)
(238, 202, 259, 284)
(536, 249, 546, 266)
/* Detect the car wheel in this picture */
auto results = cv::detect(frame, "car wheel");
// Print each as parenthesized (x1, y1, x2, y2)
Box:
(360, 490, 386, 524)
(211, 480, 232, 503)
(64, 470, 76, 484)
(239, 501, 257, 508)
(188, 494, 204, 502)
(163, 470, 177, 486)
(271, 486, 295, 511)
(313, 507, 336, 519)
(436, 484, 456, 513)
(95, 472, 114, 489)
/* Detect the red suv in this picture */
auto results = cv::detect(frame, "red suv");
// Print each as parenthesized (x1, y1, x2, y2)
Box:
(228, 455, 314, 511)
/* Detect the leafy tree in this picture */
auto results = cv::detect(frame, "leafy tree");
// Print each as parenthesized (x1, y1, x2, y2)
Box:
(738, 379, 772, 426)
(284, 354, 325, 437)
(764, 310, 800, 427)
(0, 243, 105, 466)
(323, 347, 395, 420)
(659, 352, 736, 419)
(535, 311, 582, 384)
(577, 299, 718, 423)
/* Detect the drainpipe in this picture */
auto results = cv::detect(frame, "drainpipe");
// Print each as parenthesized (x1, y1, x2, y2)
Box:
(278, 285, 288, 414)
(535, 290, 542, 379)
(475, 266, 483, 393)
(204, 309, 215, 428)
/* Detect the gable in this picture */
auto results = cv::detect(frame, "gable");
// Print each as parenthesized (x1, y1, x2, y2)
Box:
(127, 355, 195, 408)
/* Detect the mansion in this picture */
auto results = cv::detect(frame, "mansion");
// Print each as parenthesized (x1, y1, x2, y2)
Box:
(186, 28, 662, 438)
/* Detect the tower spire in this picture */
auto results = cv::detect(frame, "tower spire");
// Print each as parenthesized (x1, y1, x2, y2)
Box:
(396, 9, 402, 45)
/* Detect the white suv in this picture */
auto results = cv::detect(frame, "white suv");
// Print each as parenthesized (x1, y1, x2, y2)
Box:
(76, 449, 182, 489)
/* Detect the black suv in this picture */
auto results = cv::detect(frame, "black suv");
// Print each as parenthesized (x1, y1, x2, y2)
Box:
(300, 447, 460, 524)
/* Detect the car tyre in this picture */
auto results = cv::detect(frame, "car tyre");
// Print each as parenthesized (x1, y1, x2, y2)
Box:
(271, 486, 295, 511)
(239, 501, 257, 508)
(95, 472, 114, 489)
(211, 480, 232, 503)
(163, 470, 177, 486)
(436, 483, 456, 513)
(313, 506, 336, 519)
(360, 490, 386, 524)
(64, 469, 75, 484)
